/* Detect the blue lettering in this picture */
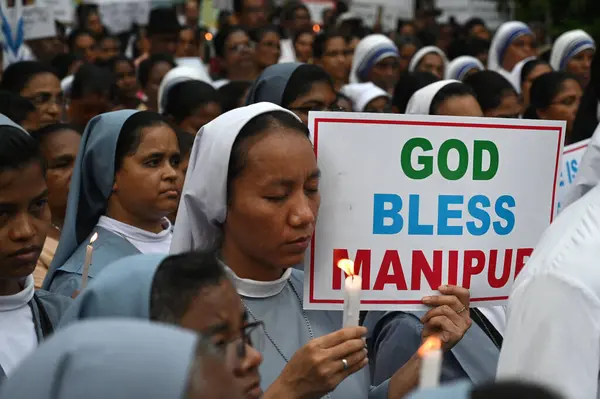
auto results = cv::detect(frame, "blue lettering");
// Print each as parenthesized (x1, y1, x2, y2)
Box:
(408, 194, 434, 235)
(466, 195, 491, 236)
(373, 194, 403, 234)
(493, 195, 516, 235)
(437, 195, 464, 235)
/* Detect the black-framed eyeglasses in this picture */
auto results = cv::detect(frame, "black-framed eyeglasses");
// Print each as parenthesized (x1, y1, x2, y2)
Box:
(215, 321, 264, 360)
(227, 42, 255, 53)
(24, 92, 64, 107)
(290, 104, 344, 115)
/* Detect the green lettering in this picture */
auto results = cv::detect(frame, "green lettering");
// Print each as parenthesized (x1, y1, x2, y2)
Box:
(473, 140, 499, 180)
(401, 138, 433, 180)
(438, 139, 468, 180)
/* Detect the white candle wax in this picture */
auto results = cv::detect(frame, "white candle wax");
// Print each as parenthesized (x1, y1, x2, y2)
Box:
(419, 348, 442, 389)
(80, 244, 93, 291)
(343, 275, 361, 328)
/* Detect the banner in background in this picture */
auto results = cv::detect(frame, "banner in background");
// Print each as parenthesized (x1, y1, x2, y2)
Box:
(304, 112, 564, 311)
(84, 0, 150, 33)
(556, 139, 590, 214)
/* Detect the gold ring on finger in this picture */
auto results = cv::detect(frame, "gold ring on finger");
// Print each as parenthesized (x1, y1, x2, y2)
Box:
(456, 305, 467, 314)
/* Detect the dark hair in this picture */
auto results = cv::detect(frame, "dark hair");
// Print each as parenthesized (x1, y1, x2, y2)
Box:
(71, 63, 116, 100)
(114, 112, 172, 172)
(313, 29, 345, 59)
(524, 71, 579, 119)
(147, 7, 180, 37)
(464, 17, 486, 35)
(249, 25, 281, 44)
(429, 82, 476, 115)
(30, 123, 82, 145)
(392, 71, 439, 113)
(138, 54, 177, 88)
(213, 25, 247, 58)
(281, 64, 333, 108)
(175, 128, 195, 159)
(464, 70, 517, 113)
(227, 111, 309, 200)
(0, 61, 58, 94)
(67, 29, 95, 52)
(520, 59, 549, 87)
(0, 91, 35, 126)
(51, 53, 83, 80)
(572, 48, 600, 142)
(471, 381, 563, 399)
(0, 125, 44, 173)
(293, 28, 315, 46)
(106, 54, 135, 73)
(394, 35, 422, 53)
(233, 0, 244, 14)
(164, 80, 220, 123)
(465, 37, 490, 58)
(217, 80, 252, 112)
(150, 251, 227, 324)
(282, 1, 309, 22)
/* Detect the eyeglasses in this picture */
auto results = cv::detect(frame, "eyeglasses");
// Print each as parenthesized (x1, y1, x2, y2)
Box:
(290, 104, 344, 115)
(227, 42, 255, 53)
(215, 321, 264, 360)
(24, 92, 64, 107)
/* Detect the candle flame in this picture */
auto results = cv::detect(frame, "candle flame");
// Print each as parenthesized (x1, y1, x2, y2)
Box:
(337, 259, 355, 277)
(418, 337, 442, 357)
(90, 232, 98, 244)
(313, 24, 321, 33)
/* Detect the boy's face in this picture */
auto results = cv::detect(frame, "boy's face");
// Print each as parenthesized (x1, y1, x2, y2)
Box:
(0, 161, 49, 280)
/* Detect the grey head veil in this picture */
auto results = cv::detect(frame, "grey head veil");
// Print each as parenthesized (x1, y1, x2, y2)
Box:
(245, 62, 304, 105)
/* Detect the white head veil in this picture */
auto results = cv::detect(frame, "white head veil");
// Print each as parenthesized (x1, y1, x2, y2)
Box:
(157, 65, 213, 114)
(170, 102, 302, 254)
(405, 79, 459, 115)
(550, 29, 595, 71)
(340, 83, 390, 112)
(349, 34, 399, 84)
(445, 56, 484, 81)
(507, 56, 537, 93)
(488, 21, 534, 74)
(408, 46, 448, 73)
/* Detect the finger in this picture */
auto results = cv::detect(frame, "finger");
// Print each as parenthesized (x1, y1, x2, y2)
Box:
(438, 285, 470, 307)
(327, 338, 367, 360)
(334, 347, 368, 373)
(331, 358, 369, 387)
(422, 315, 461, 344)
(420, 305, 466, 327)
(421, 295, 468, 318)
(315, 327, 367, 349)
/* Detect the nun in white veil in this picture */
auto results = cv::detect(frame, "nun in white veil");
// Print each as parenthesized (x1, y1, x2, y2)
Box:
(408, 46, 448, 79)
(157, 65, 213, 114)
(445, 56, 484, 81)
(550, 29, 595, 88)
(488, 21, 535, 79)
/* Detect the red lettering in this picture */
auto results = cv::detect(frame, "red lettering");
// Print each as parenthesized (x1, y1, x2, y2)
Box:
(332, 249, 371, 290)
(514, 248, 533, 277)
(462, 250, 485, 288)
(448, 250, 458, 285)
(411, 250, 443, 290)
(488, 249, 512, 288)
(373, 250, 408, 290)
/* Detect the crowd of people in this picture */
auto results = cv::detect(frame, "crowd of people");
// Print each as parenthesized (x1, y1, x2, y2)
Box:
(1, 0, 600, 398)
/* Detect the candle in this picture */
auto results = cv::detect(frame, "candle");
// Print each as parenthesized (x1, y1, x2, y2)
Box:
(80, 232, 98, 291)
(337, 259, 361, 328)
(418, 336, 443, 389)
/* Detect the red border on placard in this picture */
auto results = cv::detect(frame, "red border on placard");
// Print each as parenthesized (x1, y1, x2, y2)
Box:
(563, 142, 588, 155)
(308, 117, 564, 305)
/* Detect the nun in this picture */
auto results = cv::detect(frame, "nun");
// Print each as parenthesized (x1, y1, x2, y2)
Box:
(0, 319, 243, 399)
(162, 80, 222, 135)
(349, 34, 400, 93)
(508, 58, 552, 108)
(487, 21, 536, 79)
(58, 252, 264, 399)
(42, 110, 182, 297)
(464, 71, 522, 118)
(170, 102, 472, 398)
(340, 83, 391, 112)
(157, 65, 213, 115)
(550, 30, 595, 89)
(408, 46, 448, 80)
(245, 63, 339, 125)
(364, 81, 501, 387)
(445, 56, 484, 81)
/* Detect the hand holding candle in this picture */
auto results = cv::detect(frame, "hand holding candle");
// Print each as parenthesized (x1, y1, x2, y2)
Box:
(80, 232, 98, 291)
(337, 259, 361, 328)
(418, 336, 443, 389)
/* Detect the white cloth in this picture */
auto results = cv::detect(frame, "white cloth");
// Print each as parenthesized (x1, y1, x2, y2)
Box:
(225, 265, 292, 298)
(349, 34, 398, 84)
(61, 75, 74, 96)
(562, 123, 600, 209)
(405, 79, 458, 115)
(0, 276, 37, 375)
(170, 102, 302, 254)
(340, 82, 390, 112)
(550, 30, 595, 71)
(478, 306, 507, 336)
(212, 79, 230, 89)
(507, 56, 537, 93)
(278, 38, 296, 63)
(157, 65, 213, 114)
(97, 216, 172, 254)
(487, 21, 533, 74)
(444, 56, 484, 81)
(497, 183, 600, 399)
(3, 43, 35, 71)
(408, 46, 448, 74)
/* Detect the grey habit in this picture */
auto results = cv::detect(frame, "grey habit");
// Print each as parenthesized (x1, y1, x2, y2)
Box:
(245, 62, 303, 105)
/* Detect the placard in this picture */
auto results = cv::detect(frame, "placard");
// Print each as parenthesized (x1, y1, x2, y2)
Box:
(556, 139, 590, 214)
(1, 0, 56, 41)
(304, 112, 564, 311)
(42, 0, 74, 23)
(84, 0, 150, 33)
(350, 0, 414, 31)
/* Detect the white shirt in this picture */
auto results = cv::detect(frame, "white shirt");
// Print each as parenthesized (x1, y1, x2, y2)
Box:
(497, 183, 600, 399)
(97, 216, 173, 254)
(278, 39, 296, 63)
(0, 276, 37, 376)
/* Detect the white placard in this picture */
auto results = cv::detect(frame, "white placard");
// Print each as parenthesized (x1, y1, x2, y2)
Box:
(303, 0, 335, 25)
(1, 0, 56, 41)
(304, 112, 564, 311)
(43, 0, 74, 23)
(556, 139, 590, 214)
(350, 0, 414, 31)
(84, 0, 150, 33)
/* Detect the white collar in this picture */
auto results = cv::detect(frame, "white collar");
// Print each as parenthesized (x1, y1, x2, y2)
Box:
(222, 263, 292, 299)
(0, 275, 34, 311)
(97, 216, 172, 241)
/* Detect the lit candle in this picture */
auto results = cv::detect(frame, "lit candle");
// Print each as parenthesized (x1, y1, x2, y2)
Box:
(80, 232, 98, 291)
(418, 336, 443, 389)
(337, 259, 361, 328)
